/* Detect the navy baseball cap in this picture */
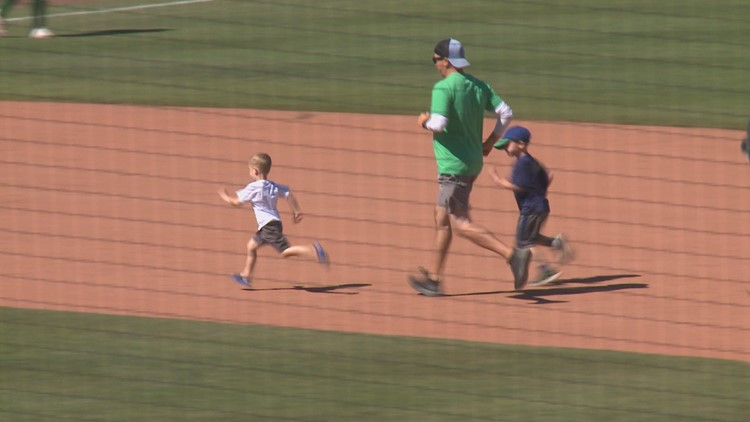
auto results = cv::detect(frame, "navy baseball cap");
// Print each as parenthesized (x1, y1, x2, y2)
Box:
(494, 126, 532, 150)
(434, 38, 471, 68)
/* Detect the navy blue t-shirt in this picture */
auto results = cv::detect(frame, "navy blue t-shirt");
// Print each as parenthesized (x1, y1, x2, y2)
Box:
(510, 153, 550, 215)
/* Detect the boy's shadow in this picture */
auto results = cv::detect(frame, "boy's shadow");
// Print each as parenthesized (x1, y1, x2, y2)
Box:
(245, 283, 371, 295)
(447, 274, 645, 304)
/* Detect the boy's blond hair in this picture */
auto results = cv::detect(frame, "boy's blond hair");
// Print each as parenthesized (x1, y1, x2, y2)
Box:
(249, 153, 272, 175)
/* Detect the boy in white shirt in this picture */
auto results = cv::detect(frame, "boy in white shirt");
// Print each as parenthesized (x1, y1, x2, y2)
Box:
(218, 153, 329, 288)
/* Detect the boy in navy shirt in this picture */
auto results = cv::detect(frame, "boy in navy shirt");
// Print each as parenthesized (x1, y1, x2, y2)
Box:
(488, 126, 574, 289)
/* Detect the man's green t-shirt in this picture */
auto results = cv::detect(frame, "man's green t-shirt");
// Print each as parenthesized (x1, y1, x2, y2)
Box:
(429, 72, 503, 176)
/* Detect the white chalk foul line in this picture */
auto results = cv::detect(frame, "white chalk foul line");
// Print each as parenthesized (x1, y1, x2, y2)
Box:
(6, 0, 216, 22)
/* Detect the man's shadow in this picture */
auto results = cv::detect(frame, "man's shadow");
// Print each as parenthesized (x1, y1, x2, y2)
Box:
(511, 274, 645, 304)
(446, 274, 645, 304)
(59, 29, 170, 38)
(243, 283, 371, 295)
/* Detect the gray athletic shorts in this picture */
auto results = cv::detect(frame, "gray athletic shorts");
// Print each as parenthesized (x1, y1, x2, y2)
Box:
(436, 174, 477, 213)
(516, 213, 549, 248)
(253, 220, 291, 252)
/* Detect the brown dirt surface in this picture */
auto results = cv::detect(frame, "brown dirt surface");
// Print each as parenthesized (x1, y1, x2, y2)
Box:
(1, 101, 748, 363)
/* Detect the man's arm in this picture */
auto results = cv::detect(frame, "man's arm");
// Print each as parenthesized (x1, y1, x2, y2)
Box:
(483, 102, 513, 156)
(418, 112, 448, 132)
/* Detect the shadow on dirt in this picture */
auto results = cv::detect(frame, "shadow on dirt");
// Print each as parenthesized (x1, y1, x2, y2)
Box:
(58, 29, 170, 38)
(447, 274, 644, 304)
(243, 283, 371, 295)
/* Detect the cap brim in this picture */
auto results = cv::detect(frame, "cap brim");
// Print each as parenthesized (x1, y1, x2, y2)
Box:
(493, 139, 510, 150)
(447, 58, 470, 68)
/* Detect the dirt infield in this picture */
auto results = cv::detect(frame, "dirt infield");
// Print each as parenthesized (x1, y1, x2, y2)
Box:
(1, 101, 748, 362)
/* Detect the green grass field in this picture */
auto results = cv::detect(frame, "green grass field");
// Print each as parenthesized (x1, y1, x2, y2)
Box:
(1, 307, 748, 421)
(1, 1, 748, 420)
(0, 0, 748, 128)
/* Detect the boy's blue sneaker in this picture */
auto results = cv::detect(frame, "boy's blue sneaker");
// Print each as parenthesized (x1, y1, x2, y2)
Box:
(313, 241, 329, 267)
(230, 273, 251, 288)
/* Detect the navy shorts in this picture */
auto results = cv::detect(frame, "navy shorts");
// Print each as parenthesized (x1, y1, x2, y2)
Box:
(253, 220, 290, 252)
(516, 213, 548, 248)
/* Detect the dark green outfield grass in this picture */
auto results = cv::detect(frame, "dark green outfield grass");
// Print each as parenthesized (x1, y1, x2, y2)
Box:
(1, 307, 748, 421)
(0, 0, 747, 128)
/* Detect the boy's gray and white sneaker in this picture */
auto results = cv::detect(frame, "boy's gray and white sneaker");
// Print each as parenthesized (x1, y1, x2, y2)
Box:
(529, 265, 562, 287)
(552, 234, 575, 265)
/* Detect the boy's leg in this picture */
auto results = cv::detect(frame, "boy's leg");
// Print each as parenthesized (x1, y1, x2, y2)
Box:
(260, 220, 329, 265)
(515, 214, 556, 289)
(280, 245, 316, 260)
(229, 238, 258, 288)
(536, 234, 555, 248)
(551, 234, 575, 265)
(241, 238, 259, 279)
(279, 241, 329, 266)
(527, 220, 564, 287)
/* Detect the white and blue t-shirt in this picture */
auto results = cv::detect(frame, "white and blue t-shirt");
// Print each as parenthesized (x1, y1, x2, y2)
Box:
(236, 180, 290, 229)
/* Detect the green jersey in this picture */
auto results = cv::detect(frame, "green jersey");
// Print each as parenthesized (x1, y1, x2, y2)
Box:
(429, 72, 503, 176)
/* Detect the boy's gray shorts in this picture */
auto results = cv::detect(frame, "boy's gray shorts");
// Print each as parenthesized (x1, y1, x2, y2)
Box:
(437, 174, 477, 212)
(516, 213, 549, 248)
(253, 220, 291, 252)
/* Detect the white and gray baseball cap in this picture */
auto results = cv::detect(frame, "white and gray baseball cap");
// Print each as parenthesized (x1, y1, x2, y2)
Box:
(434, 38, 471, 68)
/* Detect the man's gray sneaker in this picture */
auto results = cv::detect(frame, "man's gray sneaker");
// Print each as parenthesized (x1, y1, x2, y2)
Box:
(408, 268, 442, 296)
(508, 248, 532, 290)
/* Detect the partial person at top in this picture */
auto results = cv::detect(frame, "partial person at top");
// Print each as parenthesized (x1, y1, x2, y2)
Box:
(0, 0, 53, 38)
(741, 117, 749, 164)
